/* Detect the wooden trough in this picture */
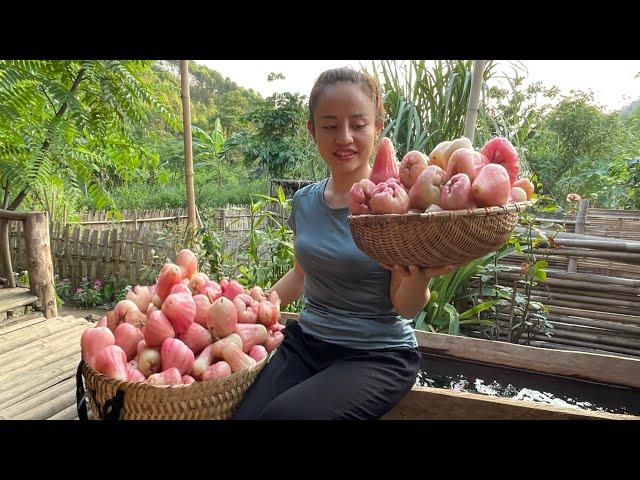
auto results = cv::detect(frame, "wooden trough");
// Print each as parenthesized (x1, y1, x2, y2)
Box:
(280, 313, 640, 420)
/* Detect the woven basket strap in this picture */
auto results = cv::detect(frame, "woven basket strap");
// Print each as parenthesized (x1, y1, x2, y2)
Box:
(76, 361, 125, 421)
(75, 360, 88, 422)
(102, 390, 125, 421)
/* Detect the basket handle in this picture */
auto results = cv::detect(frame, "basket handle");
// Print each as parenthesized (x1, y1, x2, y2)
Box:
(75, 360, 125, 421)
(76, 360, 89, 421)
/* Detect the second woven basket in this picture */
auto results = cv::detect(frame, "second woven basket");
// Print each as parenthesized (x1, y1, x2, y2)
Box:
(348, 201, 533, 268)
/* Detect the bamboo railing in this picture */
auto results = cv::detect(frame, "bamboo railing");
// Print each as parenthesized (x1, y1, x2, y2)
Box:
(465, 201, 640, 358)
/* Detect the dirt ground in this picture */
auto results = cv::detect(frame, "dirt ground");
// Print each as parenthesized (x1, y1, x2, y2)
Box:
(58, 305, 108, 322)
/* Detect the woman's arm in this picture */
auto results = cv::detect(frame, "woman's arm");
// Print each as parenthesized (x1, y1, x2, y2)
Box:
(384, 264, 457, 319)
(267, 236, 305, 308)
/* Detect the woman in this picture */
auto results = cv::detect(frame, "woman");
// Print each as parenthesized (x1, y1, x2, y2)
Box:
(233, 67, 456, 420)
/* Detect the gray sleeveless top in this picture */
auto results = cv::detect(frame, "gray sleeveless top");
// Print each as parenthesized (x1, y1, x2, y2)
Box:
(287, 178, 418, 350)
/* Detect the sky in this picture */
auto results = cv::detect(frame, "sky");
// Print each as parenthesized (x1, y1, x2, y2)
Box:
(196, 60, 640, 113)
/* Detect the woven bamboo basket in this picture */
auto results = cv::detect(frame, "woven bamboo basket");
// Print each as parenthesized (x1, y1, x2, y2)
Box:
(79, 354, 269, 420)
(348, 201, 534, 268)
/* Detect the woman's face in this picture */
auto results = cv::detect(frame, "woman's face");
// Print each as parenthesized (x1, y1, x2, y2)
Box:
(308, 82, 382, 178)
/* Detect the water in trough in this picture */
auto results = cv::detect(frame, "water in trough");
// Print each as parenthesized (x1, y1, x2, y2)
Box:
(415, 352, 640, 416)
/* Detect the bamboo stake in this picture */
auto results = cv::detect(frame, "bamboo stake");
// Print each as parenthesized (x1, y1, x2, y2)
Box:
(463, 60, 486, 144)
(180, 60, 197, 238)
(568, 199, 589, 272)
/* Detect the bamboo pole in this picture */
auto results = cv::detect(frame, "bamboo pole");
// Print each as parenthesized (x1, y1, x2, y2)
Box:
(495, 267, 640, 288)
(529, 297, 640, 317)
(536, 287, 640, 302)
(568, 199, 589, 272)
(180, 60, 197, 239)
(528, 290, 640, 308)
(71, 215, 189, 226)
(553, 238, 640, 253)
(494, 318, 640, 349)
(492, 329, 640, 358)
(24, 212, 57, 318)
(495, 272, 639, 295)
(533, 248, 640, 265)
(542, 305, 640, 326)
(542, 313, 640, 335)
(463, 60, 486, 144)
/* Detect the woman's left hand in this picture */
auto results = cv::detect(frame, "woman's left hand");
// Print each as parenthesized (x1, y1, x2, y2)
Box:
(379, 263, 460, 281)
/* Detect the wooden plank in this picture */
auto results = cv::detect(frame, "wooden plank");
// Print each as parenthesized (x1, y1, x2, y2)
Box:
(13, 385, 77, 420)
(0, 315, 84, 343)
(0, 355, 80, 409)
(0, 312, 46, 332)
(135, 224, 146, 285)
(0, 322, 87, 360)
(114, 229, 123, 284)
(414, 330, 640, 389)
(61, 224, 70, 282)
(70, 227, 81, 289)
(0, 287, 31, 300)
(48, 403, 79, 420)
(0, 341, 81, 381)
(0, 328, 84, 377)
(97, 230, 109, 284)
(89, 229, 99, 283)
(382, 386, 638, 420)
(0, 377, 77, 419)
(80, 228, 90, 284)
(0, 291, 39, 313)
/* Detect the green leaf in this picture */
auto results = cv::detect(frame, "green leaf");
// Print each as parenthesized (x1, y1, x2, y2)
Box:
(459, 300, 498, 320)
(413, 310, 427, 330)
(444, 304, 460, 336)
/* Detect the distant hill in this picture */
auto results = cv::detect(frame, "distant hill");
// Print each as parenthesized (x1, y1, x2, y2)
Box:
(619, 98, 640, 118)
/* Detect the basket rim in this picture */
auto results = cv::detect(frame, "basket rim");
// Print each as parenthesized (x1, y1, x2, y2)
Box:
(81, 353, 270, 393)
(348, 200, 535, 224)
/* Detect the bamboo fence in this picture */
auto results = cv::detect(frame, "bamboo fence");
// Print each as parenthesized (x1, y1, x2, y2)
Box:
(5, 205, 256, 289)
(465, 201, 640, 358)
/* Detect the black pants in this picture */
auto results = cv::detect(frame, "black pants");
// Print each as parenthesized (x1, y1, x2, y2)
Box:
(233, 321, 421, 420)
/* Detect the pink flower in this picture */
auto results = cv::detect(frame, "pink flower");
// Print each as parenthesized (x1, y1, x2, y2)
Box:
(76, 288, 83, 294)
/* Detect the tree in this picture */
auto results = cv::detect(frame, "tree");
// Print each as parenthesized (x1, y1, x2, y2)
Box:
(229, 78, 311, 179)
(525, 91, 639, 207)
(0, 60, 178, 212)
(0, 59, 177, 283)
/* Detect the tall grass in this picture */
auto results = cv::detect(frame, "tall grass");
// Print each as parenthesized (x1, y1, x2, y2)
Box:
(366, 60, 499, 158)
